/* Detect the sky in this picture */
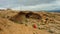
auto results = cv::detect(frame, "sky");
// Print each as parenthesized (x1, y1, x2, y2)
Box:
(0, 0, 60, 11)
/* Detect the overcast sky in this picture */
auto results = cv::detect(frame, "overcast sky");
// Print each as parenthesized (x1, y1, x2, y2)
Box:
(0, 0, 60, 11)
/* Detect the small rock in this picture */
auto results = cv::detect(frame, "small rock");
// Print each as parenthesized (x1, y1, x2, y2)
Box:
(25, 24, 28, 26)
(0, 28, 2, 31)
(32, 24, 37, 29)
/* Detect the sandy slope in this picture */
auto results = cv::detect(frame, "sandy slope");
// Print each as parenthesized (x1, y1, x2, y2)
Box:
(0, 17, 50, 34)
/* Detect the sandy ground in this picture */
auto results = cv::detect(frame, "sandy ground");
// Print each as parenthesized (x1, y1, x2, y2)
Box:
(0, 10, 60, 34)
(0, 17, 50, 34)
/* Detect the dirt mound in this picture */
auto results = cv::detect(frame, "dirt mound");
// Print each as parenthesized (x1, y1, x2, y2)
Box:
(10, 11, 42, 23)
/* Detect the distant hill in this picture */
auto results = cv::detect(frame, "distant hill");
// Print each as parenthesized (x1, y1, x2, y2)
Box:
(48, 10, 60, 12)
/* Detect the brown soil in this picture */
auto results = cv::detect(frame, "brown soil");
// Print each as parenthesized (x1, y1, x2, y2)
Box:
(0, 10, 60, 34)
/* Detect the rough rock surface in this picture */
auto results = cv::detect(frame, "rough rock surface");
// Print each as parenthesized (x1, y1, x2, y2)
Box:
(0, 10, 60, 34)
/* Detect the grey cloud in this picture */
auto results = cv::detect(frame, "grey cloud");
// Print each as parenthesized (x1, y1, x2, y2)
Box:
(18, 0, 56, 6)
(0, 0, 60, 11)
(0, 0, 56, 7)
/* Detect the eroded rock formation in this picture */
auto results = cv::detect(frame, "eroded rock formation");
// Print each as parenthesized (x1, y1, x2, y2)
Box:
(10, 11, 42, 23)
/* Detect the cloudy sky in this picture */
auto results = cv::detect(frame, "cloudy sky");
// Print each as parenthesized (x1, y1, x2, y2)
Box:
(0, 0, 60, 11)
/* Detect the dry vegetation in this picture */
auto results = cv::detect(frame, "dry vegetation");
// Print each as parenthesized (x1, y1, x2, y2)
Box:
(0, 9, 60, 34)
